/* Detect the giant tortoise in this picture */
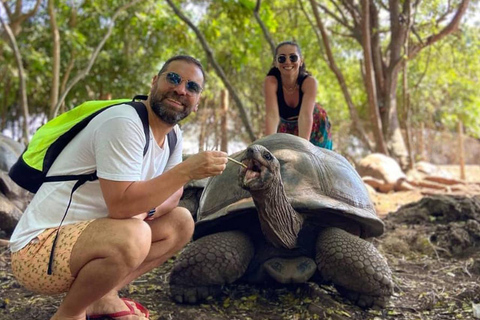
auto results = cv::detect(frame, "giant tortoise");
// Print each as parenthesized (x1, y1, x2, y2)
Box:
(170, 133, 393, 308)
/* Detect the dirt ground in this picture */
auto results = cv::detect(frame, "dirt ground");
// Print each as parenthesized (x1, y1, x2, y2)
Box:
(0, 166, 479, 320)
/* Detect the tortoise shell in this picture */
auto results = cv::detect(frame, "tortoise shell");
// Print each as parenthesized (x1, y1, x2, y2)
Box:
(194, 133, 383, 240)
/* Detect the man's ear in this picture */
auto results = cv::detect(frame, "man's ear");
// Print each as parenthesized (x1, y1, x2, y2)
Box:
(151, 75, 158, 85)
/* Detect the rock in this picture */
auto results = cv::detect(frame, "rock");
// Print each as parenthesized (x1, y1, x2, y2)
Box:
(0, 135, 24, 172)
(357, 153, 414, 193)
(0, 193, 23, 234)
(0, 171, 32, 211)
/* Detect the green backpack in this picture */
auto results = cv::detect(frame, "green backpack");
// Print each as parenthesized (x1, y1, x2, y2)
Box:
(9, 95, 178, 275)
(9, 95, 177, 193)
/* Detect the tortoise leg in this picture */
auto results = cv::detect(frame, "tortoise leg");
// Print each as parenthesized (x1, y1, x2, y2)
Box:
(315, 227, 393, 308)
(169, 230, 254, 304)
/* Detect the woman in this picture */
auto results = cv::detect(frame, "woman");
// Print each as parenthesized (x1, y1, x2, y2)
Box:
(264, 41, 332, 149)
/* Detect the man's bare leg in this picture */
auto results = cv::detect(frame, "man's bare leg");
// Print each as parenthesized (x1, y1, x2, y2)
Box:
(50, 207, 193, 320)
(86, 207, 194, 317)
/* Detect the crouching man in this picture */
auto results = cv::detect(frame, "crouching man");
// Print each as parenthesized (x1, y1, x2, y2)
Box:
(9, 55, 227, 320)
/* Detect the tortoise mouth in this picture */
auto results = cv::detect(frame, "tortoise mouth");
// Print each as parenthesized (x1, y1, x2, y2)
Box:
(240, 158, 264, 188)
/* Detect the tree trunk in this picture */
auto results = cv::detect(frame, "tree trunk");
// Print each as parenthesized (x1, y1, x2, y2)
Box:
(0, 5, 29, 143)
(1, 77, 11, 131)
(0, 0, 42, 39)
(51, 0, 141, 118)
(198, 99, 208, 152)
(402, 58, 414, 170)
(309, 0, 373, 151)
(315, 0, 470, 167)
(457, 121, 465, 180)
(220, 90, 229, 153)
(418, 122, 426, 161)
(361, 0, 388, 154)
(48, 0, 60, 115)
(381, 70, 409, 169)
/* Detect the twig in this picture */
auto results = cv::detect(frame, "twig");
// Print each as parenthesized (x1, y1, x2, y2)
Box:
(228, 157, 247, 168)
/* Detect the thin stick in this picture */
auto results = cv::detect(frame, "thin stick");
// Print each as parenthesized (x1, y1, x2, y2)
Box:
(228, 157, 247, 168)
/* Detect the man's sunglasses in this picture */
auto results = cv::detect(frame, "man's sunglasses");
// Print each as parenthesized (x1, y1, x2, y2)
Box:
(277, 54, 299, 64)
(163, 72, 203, 95)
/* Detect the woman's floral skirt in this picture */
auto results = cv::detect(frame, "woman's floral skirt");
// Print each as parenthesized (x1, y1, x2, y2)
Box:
(277, 103, 333, 150)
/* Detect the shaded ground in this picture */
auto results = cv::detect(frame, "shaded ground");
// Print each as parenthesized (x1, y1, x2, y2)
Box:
(1, 167, 479, 320)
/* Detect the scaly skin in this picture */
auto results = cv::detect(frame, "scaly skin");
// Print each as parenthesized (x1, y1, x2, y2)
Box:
(315, 227, 394, 308)
(169, 231, 254, 304)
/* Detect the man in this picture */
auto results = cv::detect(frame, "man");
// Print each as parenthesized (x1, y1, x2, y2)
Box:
(9, 55, 227, 320)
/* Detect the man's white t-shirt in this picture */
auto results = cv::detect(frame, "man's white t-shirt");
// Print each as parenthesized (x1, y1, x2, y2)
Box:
(9, 104, 183, 252)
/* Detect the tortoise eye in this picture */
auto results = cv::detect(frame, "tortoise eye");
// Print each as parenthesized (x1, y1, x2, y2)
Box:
(263, 153, 273, 161)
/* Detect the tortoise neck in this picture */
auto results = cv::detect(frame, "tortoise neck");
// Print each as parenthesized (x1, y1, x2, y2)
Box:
(251, 178, 304, 249)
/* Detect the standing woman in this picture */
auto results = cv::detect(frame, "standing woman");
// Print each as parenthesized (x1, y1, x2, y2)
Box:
(264, 41, 332, 149)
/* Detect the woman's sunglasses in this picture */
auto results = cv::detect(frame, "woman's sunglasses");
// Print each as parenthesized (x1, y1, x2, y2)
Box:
(277, 54, 299, 64)
(163, 72, 203, 95)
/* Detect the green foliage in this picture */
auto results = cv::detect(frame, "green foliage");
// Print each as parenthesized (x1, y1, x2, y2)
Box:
(1, 0, 479, 146)
(409, 25, 480, 138)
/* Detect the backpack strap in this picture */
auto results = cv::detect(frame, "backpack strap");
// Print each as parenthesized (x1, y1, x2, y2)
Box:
(132, 94, 177, 158)
(128, 100, 150, 157)
(47, 174, 97, 274)
(167, 130, 177, 158)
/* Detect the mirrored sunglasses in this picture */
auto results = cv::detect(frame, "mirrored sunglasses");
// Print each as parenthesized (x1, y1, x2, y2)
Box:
(163, 72, 203, 95)
(277, 54, 299, 64)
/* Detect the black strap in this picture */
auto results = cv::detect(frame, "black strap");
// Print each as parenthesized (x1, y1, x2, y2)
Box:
(129, 97, 150, 156)
(47, 175, 96, 275)
(44, 173, 98, 183)
(167, 130, 177, 158)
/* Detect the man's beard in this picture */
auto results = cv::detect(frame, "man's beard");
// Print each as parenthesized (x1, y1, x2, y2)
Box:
(150, 92, 192, 125)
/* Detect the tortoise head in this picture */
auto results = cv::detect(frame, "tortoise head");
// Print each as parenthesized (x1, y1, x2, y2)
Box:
(238, 144, 281, 191)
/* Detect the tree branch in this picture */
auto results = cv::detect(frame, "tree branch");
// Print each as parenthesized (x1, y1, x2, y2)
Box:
(407, 0, 470, 63)
(0, 1, 29, 143)
(254, 0, 276, 56)
(52, 0, 142, 118)
(48, 0, 60, 116)
(165, 0, 256, 142)
(317, 1, 352, 30)
(309, 0, 373, 150)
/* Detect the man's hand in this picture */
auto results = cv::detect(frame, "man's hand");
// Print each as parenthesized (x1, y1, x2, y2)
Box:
(182, 150, 228, 180)
(99, 151, 227, 219)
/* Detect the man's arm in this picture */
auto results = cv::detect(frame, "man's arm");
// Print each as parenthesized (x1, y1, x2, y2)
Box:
(99, 151, 226, 219)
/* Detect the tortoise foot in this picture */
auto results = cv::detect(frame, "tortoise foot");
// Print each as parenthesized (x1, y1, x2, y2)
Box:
(169, 231, 254, 304)
(337, 286, 389, 309)
(264, 256, 316, 283)
(170, 284, 222, 304)
(316, 227, 393, 308)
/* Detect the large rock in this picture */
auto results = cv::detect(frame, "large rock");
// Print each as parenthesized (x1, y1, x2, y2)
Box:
(0, 171, 32, 211)
(0, 135, 24, 172)
(357, 153, 414, 193)
(0, 193, 23, 234)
